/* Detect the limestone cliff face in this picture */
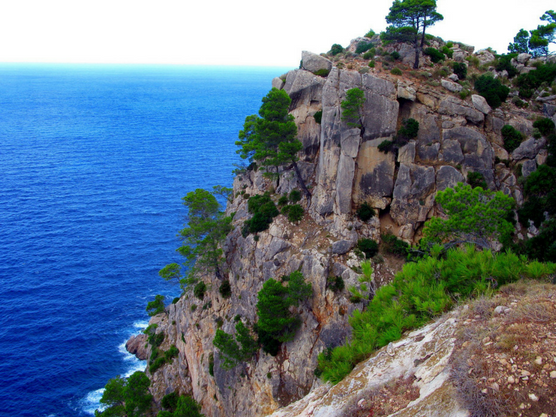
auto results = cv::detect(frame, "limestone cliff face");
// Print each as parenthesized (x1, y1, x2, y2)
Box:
(141, 50, 554, 416)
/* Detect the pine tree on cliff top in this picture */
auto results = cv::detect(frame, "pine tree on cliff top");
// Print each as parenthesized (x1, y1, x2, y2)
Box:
(236, 88, 310, 197)
(383, 0, 444, 69)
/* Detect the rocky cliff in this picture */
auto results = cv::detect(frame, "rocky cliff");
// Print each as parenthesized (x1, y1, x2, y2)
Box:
(136, 42, 556, 416)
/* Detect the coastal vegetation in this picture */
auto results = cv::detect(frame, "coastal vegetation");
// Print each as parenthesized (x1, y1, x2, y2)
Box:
(213, 271, 312, 365)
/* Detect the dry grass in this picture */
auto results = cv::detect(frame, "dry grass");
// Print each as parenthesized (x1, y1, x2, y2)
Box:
(449, 281, 556, 417)
(341, 376, 420, 417)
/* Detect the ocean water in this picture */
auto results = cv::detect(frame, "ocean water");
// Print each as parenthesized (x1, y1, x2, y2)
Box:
(0, 63, 289, 417)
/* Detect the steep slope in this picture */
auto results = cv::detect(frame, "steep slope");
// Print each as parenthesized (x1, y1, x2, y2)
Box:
(137, 43, 555, 416)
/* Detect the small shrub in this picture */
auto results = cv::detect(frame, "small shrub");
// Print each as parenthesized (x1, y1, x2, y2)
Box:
(289, 189, 301, 203)
(330, 44, 344, 56)
(327, 276, 345, 293)
(466, 55, 480, 68)
(313, 110, 322, 124)
(146, 294, 165, 316)
(452, 62, 467, 80)
(190, 304, 197, 312)
(313, 69, 330, 77)
(357, 202, 375, 221)
(459, 89, 471, 100)
(355, 42, 374, 54)
(172, 297, 180, 304)
(149, 356, 166, 373)
(424, 47, 445, 63)
(357, 238, 379, 258)
(194, 281, 207, 300)
(391, 51, 400, 60)
(441, 45, 453, 59)
(398, 118, 419, 140)
(378, 140, 394, 153)
(282, 204, 304, 222)
(209, 353, 214, 376)
(467, 171, 487, 189)
(161, 392, 179, 412)
(363, 50, 375, 60)
(368, 60, 376, 68)
(277, 195, 288, 206)
(364, 29, 376, 38)
(512, 96, 528, 108)
(244, 193, 279, 234)
(475, 74, 510, 108)
(501, 125, 524, 153)
(533, 118, 555, 136)
(381, 233, 409, 256)
(391, 67, 403, 76)
(219, 280, 232, 298)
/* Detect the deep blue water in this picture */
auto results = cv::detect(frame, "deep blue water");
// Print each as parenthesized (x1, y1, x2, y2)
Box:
(0, 64, 288, 417)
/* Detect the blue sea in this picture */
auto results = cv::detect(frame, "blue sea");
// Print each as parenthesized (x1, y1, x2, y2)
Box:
(0, 64, 288, 417)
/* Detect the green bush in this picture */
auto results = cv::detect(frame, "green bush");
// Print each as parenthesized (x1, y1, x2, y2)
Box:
(219, 280, 231, 298)
(146, 294, 165, 316)
(194, 281, 207, 300)
(368, 60, 376, 68)
(341, 88, 366, 128)
(398, 118, 419, 140)
(313, 110, 322, 124)
(313, 69, 330, 77)
(316, 245, 556, 384)
(378, 140, 394, 153)
(282, 204, 304, 222)
(424, 47, 445, 63)
(256, 272, 312, 355)
(381, 233, 409, 256)
(289, 189, 301, 203)
(357, 238, 379, 258)
(391, 67, 403, 76)
(357, 202, 375, 221)
(327, 276, 345, 293)
(533, 118, 555, 136)
(452, 62, 467, 80)
(474, 75, 510, 108)
(441, 46, 453, 59)
(494, 53, 518, 78)
(330, 44, 344, 56)
(516, 62, 556, 98)
(244, 193, 279, 235)
(355, 42, 374, 54)
(391, 51, 400, 60)
(161, 392, 179, 412)
(364, 29, 376, 38)
(363, 50, 375, 60)
(467, 171, 487, 189)
(501, 125, 524, 153)
(277, 195, 289, 206)
(526, 219, 556, 262)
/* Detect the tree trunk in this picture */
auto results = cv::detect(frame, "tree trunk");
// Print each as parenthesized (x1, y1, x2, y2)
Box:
(413, 43, 420, 69)
(292, 160, 311, 199)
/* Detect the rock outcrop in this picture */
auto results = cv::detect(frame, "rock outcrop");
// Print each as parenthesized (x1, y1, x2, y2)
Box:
(128, 46, 553, 417)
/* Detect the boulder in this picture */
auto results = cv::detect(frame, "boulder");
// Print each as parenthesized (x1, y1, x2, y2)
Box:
(471, 94, 492, 114)
(441, 79, 463, 93)
(439, 139, 464, 164)
(331, 240, 355, 255)
(517, 53, 532, 64)
(476, 49, 495, 65)
(301, 51, 332, 75)
(391, 163, 436, 225)
(126, 334, 149, 361)
(521, 159, 537, 178)
(512, 138, 547, 160)
(438, 97, 484, 125)
(437, 166, 465, 191)
(398, 142, 416, 164)
(398, 83, 417, 101)
(272, 77, 284, 90)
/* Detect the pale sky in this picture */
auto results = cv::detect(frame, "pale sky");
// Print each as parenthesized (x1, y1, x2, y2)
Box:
(0, 0, 554, 66)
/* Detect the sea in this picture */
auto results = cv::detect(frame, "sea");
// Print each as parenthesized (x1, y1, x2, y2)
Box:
(0, 63, 289, 417)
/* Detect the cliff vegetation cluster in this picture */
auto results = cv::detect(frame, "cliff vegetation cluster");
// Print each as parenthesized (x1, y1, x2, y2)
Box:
(98, 2, 556, 416)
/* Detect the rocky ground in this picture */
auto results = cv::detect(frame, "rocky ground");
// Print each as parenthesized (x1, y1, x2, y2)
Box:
(268, 280, 556, 417)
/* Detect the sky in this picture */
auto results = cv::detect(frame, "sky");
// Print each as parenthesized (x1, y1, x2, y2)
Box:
(0, 0, 554, 67)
